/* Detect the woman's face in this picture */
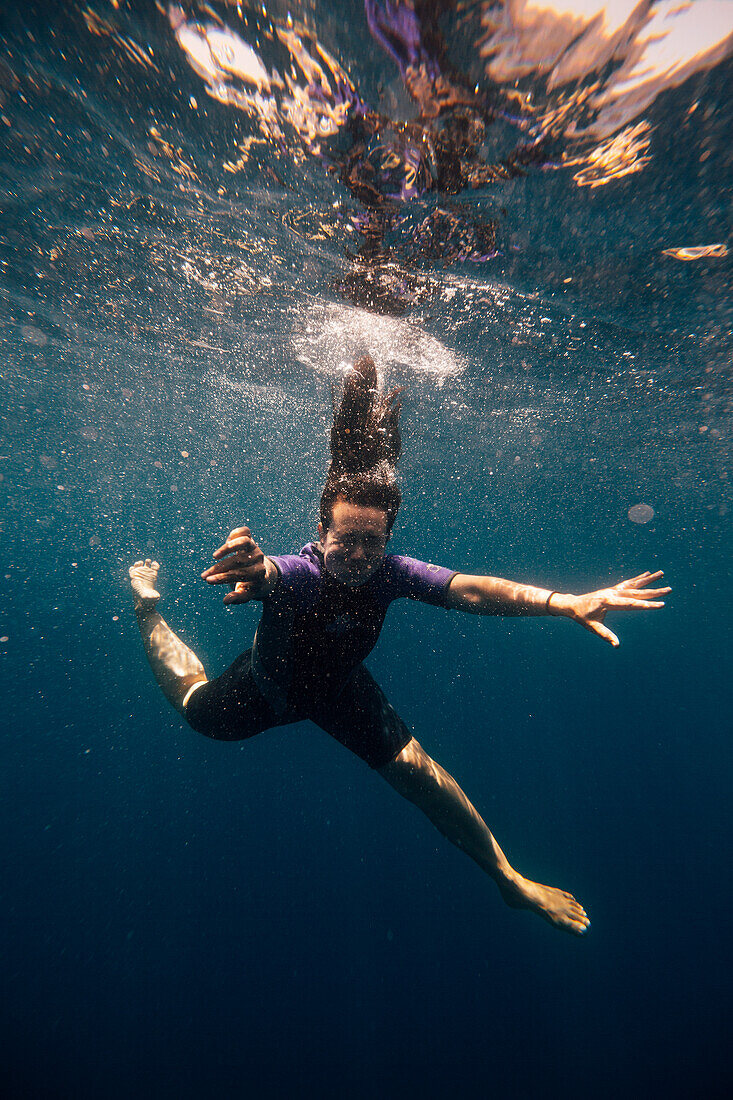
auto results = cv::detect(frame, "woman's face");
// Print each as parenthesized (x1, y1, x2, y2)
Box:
(318, 498, 390, 587)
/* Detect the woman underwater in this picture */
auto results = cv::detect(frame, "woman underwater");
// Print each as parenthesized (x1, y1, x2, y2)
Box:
(130, 356, 669, 935)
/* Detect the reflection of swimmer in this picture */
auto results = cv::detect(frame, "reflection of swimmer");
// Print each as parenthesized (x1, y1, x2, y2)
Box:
(328, 0, 548, 310)
(168, 2, 546, 312)
(130, 356, 669, 936)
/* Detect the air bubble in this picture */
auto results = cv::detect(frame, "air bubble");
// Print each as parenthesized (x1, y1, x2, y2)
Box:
(21, 324, 47, 346)
(628, 503, 654, 524)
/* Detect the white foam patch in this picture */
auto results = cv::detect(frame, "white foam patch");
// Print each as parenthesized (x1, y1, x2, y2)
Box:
(291, 301, 466, 382)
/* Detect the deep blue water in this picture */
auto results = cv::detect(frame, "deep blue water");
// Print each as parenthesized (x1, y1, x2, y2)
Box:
(1, 2, 732, 1097)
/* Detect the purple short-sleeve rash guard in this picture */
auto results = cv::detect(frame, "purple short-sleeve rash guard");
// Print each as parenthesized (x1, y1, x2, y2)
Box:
(254, 544, 455, 708)
(270, 543, 455, 612)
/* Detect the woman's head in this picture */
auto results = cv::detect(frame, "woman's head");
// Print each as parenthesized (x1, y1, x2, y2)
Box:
(318, 495, 391, 587)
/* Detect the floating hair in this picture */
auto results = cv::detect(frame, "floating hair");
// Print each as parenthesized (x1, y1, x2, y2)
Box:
(328, 355, 402, 475)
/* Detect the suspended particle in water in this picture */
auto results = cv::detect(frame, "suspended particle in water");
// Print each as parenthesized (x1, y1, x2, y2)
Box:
(628, 503, 654, 524)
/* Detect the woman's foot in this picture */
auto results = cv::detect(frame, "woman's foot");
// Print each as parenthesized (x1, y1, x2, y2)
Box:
(498, 869, 590, 936)
(129, 558, 161, 612)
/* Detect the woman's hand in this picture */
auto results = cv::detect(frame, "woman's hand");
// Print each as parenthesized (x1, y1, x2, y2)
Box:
(201, 525, 276, 604)
(550, 571, 671, 646)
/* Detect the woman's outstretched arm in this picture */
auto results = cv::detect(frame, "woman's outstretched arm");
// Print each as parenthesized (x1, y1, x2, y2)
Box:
(444, 569, 670, 647)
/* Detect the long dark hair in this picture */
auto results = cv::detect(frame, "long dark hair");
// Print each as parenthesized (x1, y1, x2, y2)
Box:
(320, 355, 403, 532)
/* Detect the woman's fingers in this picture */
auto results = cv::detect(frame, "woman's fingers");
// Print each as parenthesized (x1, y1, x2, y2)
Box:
(205, 543, 264, 578)
(576, 570, 669, 644)
(587, 620, 619, 647)
(601, 583, 670, 603)
(203, 565, 261, 584)
(223, 582, 254, 605)
(603, 595, 666, 609)
(611, 589, 669, 599)
(202, 561, 233, 579)
(620, 570, 665, 589)
(202, 551, 263, 578)
(212, 533, 258, 560)
(616, 571, 652, 588)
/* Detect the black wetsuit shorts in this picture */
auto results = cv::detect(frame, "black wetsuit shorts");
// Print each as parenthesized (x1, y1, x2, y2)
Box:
(185, 649, 412, 769)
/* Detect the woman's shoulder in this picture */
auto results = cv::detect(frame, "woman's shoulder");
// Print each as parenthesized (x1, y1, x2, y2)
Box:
(377, 553, 457, 604)
(266, 543, 323, 607)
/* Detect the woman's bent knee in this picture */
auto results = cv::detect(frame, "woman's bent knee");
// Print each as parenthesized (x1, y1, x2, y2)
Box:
(181, 678, 208, 712)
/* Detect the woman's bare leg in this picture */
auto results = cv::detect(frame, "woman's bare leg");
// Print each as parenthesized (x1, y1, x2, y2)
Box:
(378, 737, 590, 936)
(129, 559, 208, 715)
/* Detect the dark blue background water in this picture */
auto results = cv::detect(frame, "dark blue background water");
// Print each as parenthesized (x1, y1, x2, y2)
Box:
(1, 2, 731, 1096)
